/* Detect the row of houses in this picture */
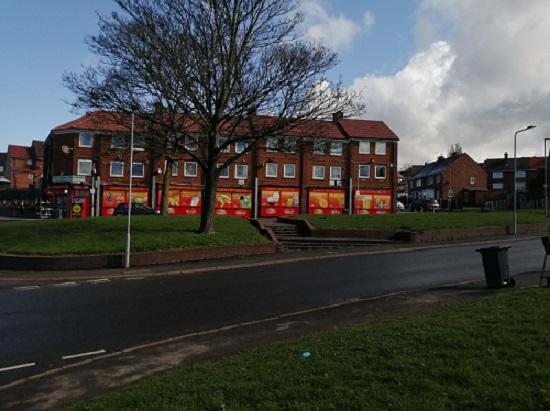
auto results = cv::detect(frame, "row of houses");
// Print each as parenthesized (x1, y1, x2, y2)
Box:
(2, 111, 399, 218)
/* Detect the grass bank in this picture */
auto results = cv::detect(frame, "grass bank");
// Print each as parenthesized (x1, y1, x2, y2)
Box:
(67, 289, 550, 410)
(303, 210, 547, 231)
(0, 216, 267, 256)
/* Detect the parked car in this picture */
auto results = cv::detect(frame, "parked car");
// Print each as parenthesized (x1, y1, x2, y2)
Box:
(410, 199, 440, 212)
(113, 202, 158, 216)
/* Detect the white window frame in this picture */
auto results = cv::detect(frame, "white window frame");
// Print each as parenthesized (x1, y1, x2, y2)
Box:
(470, 176, 475, 185)
(493, 183, 504, 190)
(184, 161, 198, 177)
(330, 141, 343, 156)
(284, 164, 296, 179)
(283, 137, 297, 153)
(313, 141, 326, 155)
(330, 166, 342, 181)
(427, 176, 434, 185)
(185, 136, 198, 152)
(217, 163, 229, 178)
(492, 171, 503, 179)
(110, 161, 124, 177)
(312, 165, 325, 180)
(266, 137, 279, 153)
(235, 141, 248, 154)
(375, 142, 386, 155)
(111, 135, 125, 149)
(235, 164, 248, 179)
(79, 133, 94, 148)
(516, 170, 526, 178)
(26, 159, 33, 166)
(0, 165, 4, 173)
(265, 162, 278, 178)
(171, 161, 179, 177)
(375, 165, 387, 179)
(358, 141, 370, 154)
(132, 162, 145, 178)
(359, 165, 370, 179)
(218, 136, 230, 153)
(77, 159, 92, 176)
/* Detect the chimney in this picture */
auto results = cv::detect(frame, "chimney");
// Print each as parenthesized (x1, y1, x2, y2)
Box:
(332, 111, 344, 122)
(437, 155, 444, 162)
(504, 152, 508, 159)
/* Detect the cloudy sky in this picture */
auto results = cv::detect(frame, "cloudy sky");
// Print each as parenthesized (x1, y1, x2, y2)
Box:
(1, 0, 549, 167)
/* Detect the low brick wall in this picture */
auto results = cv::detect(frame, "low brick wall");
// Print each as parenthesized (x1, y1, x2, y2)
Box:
(0, 243, 279, 271)
(417, 223, 548, 242)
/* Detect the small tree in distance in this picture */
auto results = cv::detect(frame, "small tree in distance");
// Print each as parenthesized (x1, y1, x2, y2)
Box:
(64, 0, 363, 234)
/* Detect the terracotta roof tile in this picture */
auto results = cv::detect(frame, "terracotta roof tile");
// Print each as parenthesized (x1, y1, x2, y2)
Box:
(337, 119, 399, 141)
(7, 145, 32, 159)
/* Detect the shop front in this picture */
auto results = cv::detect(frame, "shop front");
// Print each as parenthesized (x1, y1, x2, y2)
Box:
(307, 189, 346, 215)
(48, 184, 92, 218)
(156, 186, 202, 215)
(102, 186, 149, 216)
(215, 188, 253, 218)
(260, 187, 300, 217)
(354, 189, 392, 214)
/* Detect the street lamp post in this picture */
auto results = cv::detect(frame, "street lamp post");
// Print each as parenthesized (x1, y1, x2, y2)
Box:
(545, 138, 550, 217)
(125, 112, 135, 268)
(513, 125, 536, 237)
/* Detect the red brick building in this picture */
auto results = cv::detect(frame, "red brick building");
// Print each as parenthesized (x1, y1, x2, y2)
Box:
(409, 153, 487, 208)
(43, 112, 399, 218)
(4, 142, 44, 190)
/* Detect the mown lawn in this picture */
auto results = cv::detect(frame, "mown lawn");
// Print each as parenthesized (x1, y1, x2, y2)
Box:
(66, 289, 550, 411)
(0, 216, 267, 256)
(303, 210, 547, 231)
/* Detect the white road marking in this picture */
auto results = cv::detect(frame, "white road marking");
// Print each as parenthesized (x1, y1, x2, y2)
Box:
(87, 278, 110, 284)
(125, 276, 144, 280)
(52, 282, 78, 288)
(62, 349, 106, 360)
(13, 285, 40, 291)
(0, 363, 36, 373)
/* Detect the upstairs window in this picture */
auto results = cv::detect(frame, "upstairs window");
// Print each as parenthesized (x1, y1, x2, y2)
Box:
(184, 161, 198, 177)
(235, 164, 248, 179)
(235, 141, 248, 154)
(110, 161, 124, 177)
(375, 142, 386, 155)
(265, 163, 278, 178)
(266, 137, 279, 152)
(217, 164, 229, 178)
(284, 164, 296, 178)
(516, 170, 526, 178)
(330, 142, 343, 156)
(77, 159, 92, 176)
(470, 176, 476, 185)
(492, 171, 503, 179)
(111, 135, 125, 149)
(132, 162, 144, 178)
(427, 176, 434, 185)
(375, 165, 387, 179)
(283, 137, 297, 153)
(330, 166, 342, 180)
(313, 141, 326, 155)
(171, 161, 179, 176)
(359, 165, 370, 179)
(218, 136, 231, 153)
(79, 133, 94, 148)
(312, 165, 325, 180)
(185, 136, 198, 151)
(359, 141, 370, 154)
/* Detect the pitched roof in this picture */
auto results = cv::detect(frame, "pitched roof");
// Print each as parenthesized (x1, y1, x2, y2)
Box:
(51, 111, 397, 141)
(31, 140, 44, 160)
(337, 119, 399, 141)
(412, 155, 461, 179)
(484, 156, 543, 171)
(7, 145, 32, 159)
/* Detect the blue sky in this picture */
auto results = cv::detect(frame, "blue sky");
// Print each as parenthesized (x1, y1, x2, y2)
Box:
(0, 0, 418, 152)
(2, 1, 550, 165)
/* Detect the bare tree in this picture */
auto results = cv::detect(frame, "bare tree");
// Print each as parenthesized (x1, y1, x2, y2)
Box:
(65, 0, 363, 233)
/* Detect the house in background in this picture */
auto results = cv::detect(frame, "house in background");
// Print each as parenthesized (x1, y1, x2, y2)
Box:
(5, 142, 44, 190)
(483, 154, 546, 208)
(409, 153, 488, 208)
(0, 152, 9, 189)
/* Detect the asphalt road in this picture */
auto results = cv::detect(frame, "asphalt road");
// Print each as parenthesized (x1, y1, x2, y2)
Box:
(0, 238, 543, 386)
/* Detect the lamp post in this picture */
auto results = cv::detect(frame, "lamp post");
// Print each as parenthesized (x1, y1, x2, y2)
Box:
(545, 138, 550, 217)
(125, 111, 135, 268)
(513, 125, 536, 237)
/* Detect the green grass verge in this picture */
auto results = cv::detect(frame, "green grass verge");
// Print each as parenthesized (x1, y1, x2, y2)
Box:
(66, 289, 550, 411)
(302, 210, 547, 231)
(0, 216, 267, 256)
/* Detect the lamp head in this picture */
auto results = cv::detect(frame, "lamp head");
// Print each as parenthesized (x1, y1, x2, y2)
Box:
(526, 125, 536, 130)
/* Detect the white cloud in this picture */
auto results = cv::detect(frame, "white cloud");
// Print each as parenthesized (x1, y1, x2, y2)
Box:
(363, 11, 375, 32)
(301, 0, 360, 50)
(352, 0, 550, 166)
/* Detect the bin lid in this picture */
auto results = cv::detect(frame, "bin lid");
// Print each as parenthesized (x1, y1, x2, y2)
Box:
(475, 245, 511, 252)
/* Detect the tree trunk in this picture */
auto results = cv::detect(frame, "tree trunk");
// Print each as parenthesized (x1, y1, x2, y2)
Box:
(198, 164, 218, 234)
(160, 159, 174, 216)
